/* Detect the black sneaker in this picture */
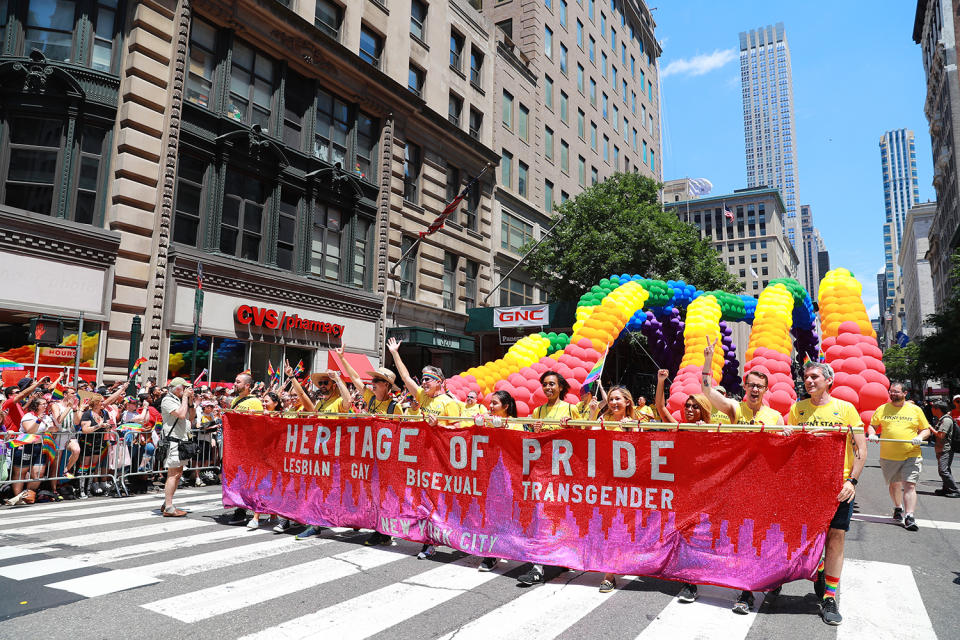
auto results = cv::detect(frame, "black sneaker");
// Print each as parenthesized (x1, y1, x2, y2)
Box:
(478, 557, 498, 572)
(227, 508, 248, 525)
(892, 506, 904, 523)
(820, 597, 842, 625)
(363, 532, 384, 546)
(732, 590, 754, 614)
(766, 586, 782, 603)
(517, 565, 544, 585)
(814, 569, 826, 600)
(677, 583, 698, 602)
(904, 514, 919, 531)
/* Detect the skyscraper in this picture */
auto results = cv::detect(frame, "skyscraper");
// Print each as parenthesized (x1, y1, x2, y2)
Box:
(878, 129, 920, 316)
(800, 204, 826, 298)
(739, 23, 803, 281)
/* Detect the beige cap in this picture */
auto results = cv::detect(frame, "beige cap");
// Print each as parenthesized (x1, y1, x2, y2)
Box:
(366, 367, 399, 391)
(169, 377, 189, 388)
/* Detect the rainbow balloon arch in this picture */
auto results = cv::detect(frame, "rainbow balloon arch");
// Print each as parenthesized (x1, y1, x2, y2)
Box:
(444, 268, 890, 423)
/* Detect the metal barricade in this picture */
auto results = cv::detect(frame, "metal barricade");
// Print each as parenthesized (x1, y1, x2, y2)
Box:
(115, 426, 222, 495)
(1, 430, 126, 502)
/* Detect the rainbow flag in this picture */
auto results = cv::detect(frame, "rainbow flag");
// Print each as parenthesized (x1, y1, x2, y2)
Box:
(582, 351, 608, 393)
(41, 433, 57, 464)
(119, 422, 152, 433)
(129, 357, 147, 378)
(292, 360, 305, 379)
(267, 361, 276, 384)
(51, 382, 67, 400)
(9, 433, 42, 447)
(240, 369, 251, 376)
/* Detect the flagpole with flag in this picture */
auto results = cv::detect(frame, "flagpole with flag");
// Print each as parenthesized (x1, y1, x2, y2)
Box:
(191, 262, 204, 381)
(381, 162, 492, 358)
(723, 202, 734, 223)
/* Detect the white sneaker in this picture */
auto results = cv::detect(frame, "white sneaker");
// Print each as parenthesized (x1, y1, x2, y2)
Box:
(417, 545, 436, 559)
(246, 518, 260, 530)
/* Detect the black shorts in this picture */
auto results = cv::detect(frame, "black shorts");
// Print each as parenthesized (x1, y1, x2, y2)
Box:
(12, 443, 42, 466)
(829, 499, 854, 531)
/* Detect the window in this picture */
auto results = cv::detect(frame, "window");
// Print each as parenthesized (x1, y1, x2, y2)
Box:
(518, 161, 528, 197)
(650, 149, 655, 171)
(315, 0, 343, 40)
(601, 52, 607, 78)
(448, 93, 463, 127)
(502, 90, 514, 128)
(590, 78, 597, 105)
(469, 107, 483, 140)
(173, 155, 206, 246)
(602, 93, 608, 119)
(622, 79, 628, 100)
(464, 260, 479, 307)
(359, 26, 382, 67)
(589, 36, 596, 62)
(398, 235, 417, 299)
(226, 40, 276, 128)
(544, 26, 553, 58)
(559, 0, 567, 28)
(588, 0, 594, 20)
(600, 12, 606, 35)
(315, 89, 348, 167)
(560, 91, 569, 122)
(560, 44, 568, 75)
(519, 104, 529, 140)
(186, 19, 217, 108)
(630, 54, 635, 77)
(560, 140, 569, 172)
(403, 141, 422, 204)
(501, 277, 535, 306)
(544, 180, 554, 212)
(578, 109, 585, 139)
(276, 187, 299, 271)
(220, 169, 267, 261)
(410, 0, 428, 39)
(603, 135, 609, 162)
(632, 91, 636, 113)
(446, 165, 461, 204)
(470, 47, 484, 87)
(643, 139, 647, 163)
(356, 111, 378, 181)
(501, 211, 534, 252)
(578, 155, 586, 185)
(577, 64, 585, 93)
(463, 179, 480, 230)
(11, 0, 120, 72)
(613, 105, 618, 130)
(545, 126, 554, 161)
(591, 166, 598, 185)
(501, 149, 512, 187)
(591, 122, 597, 150)
(577, 19, 583, 48)
(443, 253, 458, 310)
(613, 144, 619, 169)
(612, 65, 617, 87)
(450, 30, 465, 70)
(283, 72, 311, 150)
(408, 63, 425, 97)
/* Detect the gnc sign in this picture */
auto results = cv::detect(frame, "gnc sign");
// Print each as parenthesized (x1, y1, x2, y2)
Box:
(493, 304, 549, 328)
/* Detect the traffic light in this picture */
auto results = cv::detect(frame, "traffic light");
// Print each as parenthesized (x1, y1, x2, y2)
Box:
(28, 316, 63, 346)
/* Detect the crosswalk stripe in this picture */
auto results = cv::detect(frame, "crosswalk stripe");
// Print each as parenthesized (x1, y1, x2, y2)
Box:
(853, 512, 960, 532)
(44, 535, 332, 597)
(433, 570, 612, 640)
(0, 526, 271, 580)
(0, 545, 56, 560)
(27, 519, 212, 549)
(0, 499, 224, 536)
(0, 488, 204, 514)
(635, 584, 763, 639)
(0, 491, 216, 527)
(239, 555, 504, 640)
(837, 559, 937, 640)
(141, 544, 408, 623)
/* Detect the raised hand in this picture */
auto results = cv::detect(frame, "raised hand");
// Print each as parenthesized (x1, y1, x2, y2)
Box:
(703, 335, 716, 360)
(657, 369, 669, 382)
(386, 337, 402, 353)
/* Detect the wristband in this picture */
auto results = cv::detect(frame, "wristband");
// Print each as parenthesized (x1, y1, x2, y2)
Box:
(845, 477, 858, 486)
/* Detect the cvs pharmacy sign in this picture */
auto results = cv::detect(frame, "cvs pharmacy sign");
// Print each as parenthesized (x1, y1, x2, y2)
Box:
(493, 304, 549, 328)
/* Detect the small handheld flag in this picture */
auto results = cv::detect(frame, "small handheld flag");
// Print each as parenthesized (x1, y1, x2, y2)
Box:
(129, 357, 148, 378)
(193, 368, 208, 385)
(582, 351, 608, 393)
(9, 433, 42, 447)
(51, 382, 67, 400)
(292, 360, 305, 379)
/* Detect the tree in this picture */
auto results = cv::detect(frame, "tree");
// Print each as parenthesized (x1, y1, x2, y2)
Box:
(918, 248, 960, 387)
(523, 173, 741, 301)
(882, 342, 926, 396)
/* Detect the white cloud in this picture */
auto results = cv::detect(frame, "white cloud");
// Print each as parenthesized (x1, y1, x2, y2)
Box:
(661, 48, 737, 79)
(866, 303, 879, 320)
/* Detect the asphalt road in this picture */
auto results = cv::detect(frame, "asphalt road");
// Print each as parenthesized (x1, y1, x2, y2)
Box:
(0, 443, 957, 640)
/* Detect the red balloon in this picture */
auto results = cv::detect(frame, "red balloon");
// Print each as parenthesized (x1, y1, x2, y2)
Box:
(582, 348, 601, 363)
(571, 366, 589, 381)
(825, 345, 846, 361)
(519, 367, 537, 379)
(839, 358, 866, 375)
(844, 374, 867, 391)
(770, 381, 794, 395)
(833, 371, 850, 387)
(767, 360, 791, 375)
(838, 321, 863, 335)
(516, 401, 531, 417)
(767, 390, 793, 415)
(836, 333, 861, 347)
(861, 369, 888, 386)
(859, 410, 875, 426)
(754, 347, 769, 358)
(860, 344, 883, 359)
(531, 389, 547, 406)
(539, 357, 557, 366)
(859, 382, 889, 410)
(568, 380, 582, 396)
(532, 363, 548, 374)
(512, 387, 532, 404)
(508, 373, 525, 386)
(822, 337, 837, 351)
(838, 345, 862, 359)
(567, 345, 585, 360)
(494, 379, 510, 392)
(861, 356, 885, 374)
(750, 365, 771, 378)
(831, 385, 860, 408)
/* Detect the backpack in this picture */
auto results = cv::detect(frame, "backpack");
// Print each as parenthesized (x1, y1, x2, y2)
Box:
(949, 416, 960, 448)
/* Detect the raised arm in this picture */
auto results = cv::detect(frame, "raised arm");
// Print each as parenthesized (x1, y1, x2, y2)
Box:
(656, 369, 677, 425)
(327, 369, 352, 411)
(701, 337, 737, 420)
(387, 337, 419, 397)
(284, 360, 315, 412)
(104, 381, 126, 407)
(331, 346, 365, 393)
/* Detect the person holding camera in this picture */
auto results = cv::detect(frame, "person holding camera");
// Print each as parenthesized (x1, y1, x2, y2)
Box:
(159, 378, 195, 517)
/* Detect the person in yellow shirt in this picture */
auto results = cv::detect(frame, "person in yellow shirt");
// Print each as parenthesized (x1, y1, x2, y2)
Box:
(654, 369, 711, 428)
(634, 395, 655, 422)
(701, 337, 783, 428)
(785, 361, 867, 627)
(331, 347, 404, 417)
(460, 391, 488, 427)
(528, 371, 581, 435)
(309, 367, 352, 415)
(867, 382, 931, 531)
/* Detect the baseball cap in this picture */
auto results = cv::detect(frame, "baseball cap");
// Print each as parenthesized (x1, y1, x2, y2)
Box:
(16, 377, 34, 392)
(168, 377, 190, 388)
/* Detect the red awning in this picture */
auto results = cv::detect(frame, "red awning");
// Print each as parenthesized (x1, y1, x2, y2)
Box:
(327, 351, 376, 382)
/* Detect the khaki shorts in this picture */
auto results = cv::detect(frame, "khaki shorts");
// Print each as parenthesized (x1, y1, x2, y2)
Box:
(164, 440, 184, 469)
(880, 456, 922, 484)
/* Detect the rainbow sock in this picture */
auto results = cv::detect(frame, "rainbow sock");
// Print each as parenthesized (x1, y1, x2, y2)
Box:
(823, 574, 839, 600)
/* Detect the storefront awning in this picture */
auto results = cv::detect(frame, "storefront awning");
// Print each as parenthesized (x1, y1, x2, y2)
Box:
(464, 301, 578, 333)
(386, 327, 475, 353)
(327, 351, 377, 381)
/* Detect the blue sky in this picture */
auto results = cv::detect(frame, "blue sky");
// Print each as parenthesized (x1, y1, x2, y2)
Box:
(654, 1, 934, 319)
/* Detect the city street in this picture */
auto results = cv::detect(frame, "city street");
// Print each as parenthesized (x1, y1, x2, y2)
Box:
(0, 445, 956, 640)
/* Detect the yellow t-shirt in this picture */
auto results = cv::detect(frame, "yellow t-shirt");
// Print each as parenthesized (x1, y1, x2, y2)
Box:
(415, 387, 462, 420)
(533, 401, 582, 431)
(317, 394, 346, 415)
(459, 402, 488, 427)
(788, 397, 862, 478)
(362, 389, 403, 416)
(870, 402, 930, 460)
(231, 395, 264, 412)
(734, 402, 783, 426)
(635, 405, 655, 422)
(711, 409, 732, 425)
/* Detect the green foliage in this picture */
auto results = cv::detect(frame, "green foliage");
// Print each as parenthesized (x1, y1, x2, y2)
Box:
(918, 249, 960, 385)
(523, 173, 741, 301)
(882, 343, 926, 395)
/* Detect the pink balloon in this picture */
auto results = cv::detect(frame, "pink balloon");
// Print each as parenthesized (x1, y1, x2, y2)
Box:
(767, 390, 793, 415)
(861, 356, 884, 373)
(833, 371, 850, 387)
(859, 410, 875, 426)
(825, 345, 846, 361)
(512, 387, 532, 404)
(571, 367, 589, 381)
(831, 385, 860, 408)
(519, 367, 537, 379)
(516, 401, 530, 417)
(531, 389, 547, 406)
(844, 374, 867, 391)
(754, 347, 769, 358)
(564, 393, 579, 404)
(493, 380, 510, 392)
(837, 321, 863, 335)
(836, 333, 861, 347)
(770, 381, 794, 395)
(532, 363, 548, 374)
(508, 373, 525, 386)
(859, 382, 889, 410)
(582, 348, 601, 363)
(839, 358, 866, 375)
(861, 369, 888, 385)
(523, 378, 542, 394)
(838, 345, 862, 359)
(860, 344, 883, 359)
(539, 357, 557, 366)
(822, 337, 837, 351)
(577, 338, 594, 349)
(568, 380, 582, 396)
